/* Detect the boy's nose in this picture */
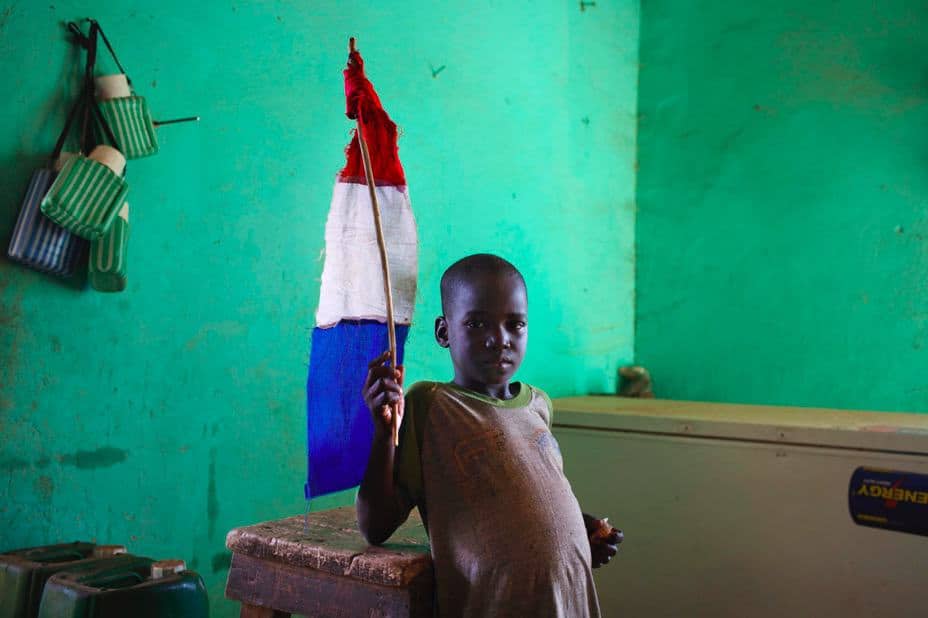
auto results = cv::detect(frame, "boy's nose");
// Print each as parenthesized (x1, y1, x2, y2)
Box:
(485, 327, 510, 349)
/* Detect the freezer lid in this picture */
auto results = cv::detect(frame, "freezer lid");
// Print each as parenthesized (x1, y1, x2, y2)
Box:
(552, 397, 928, 455)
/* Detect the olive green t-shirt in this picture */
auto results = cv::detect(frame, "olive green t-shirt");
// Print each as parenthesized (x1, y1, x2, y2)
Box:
(395, 381, 600, 618)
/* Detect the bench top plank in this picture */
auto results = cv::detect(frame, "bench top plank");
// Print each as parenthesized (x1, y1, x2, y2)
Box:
(225, 506, 431, 587)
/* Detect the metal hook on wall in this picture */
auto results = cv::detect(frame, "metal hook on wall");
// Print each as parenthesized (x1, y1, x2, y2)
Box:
(153, 116, 201, 127)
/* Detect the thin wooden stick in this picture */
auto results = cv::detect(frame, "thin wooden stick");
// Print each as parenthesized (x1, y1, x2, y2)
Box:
(356, 113, 400, 447)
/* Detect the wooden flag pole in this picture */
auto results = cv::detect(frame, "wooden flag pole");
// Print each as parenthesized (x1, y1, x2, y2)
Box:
(351, 37, 400, 447)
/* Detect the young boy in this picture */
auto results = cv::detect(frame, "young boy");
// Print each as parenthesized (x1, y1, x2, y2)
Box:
(358, 253, 622, 617)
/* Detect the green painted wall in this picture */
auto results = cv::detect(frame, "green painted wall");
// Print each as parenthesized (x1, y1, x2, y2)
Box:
(0, 1, 638, 615)
(637, 1, 927, 412)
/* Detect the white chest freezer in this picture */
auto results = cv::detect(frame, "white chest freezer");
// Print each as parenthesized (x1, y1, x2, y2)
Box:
(552, 397, 928, 618)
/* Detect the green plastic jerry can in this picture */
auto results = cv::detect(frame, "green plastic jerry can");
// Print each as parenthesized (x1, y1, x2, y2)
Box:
(0, 542, 128, 618)
(37, 556, 208, 618)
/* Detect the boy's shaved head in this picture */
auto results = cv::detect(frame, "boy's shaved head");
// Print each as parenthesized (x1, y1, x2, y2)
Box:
(440, 254, 526, 316)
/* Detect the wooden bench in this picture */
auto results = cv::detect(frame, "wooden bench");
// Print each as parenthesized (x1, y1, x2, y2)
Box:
(225, 506, 433, 617)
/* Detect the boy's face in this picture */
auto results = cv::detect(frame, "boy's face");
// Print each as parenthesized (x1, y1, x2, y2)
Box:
(435, 271, 528, 396)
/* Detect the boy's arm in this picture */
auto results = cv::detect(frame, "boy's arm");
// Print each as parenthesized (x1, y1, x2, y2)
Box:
(356, 353, 411, 545)
(357, 430, 411, 545)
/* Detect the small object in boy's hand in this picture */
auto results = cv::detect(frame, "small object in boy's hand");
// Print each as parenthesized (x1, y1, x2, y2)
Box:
(591, 517, 617, 542)
(588, 517, 623, 568)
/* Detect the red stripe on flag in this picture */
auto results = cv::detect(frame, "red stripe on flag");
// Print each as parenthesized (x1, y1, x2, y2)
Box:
(340, 49, 406, 187)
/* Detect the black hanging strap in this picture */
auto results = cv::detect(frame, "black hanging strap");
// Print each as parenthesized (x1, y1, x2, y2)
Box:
(62, 20, 123, 156)
(84, 22, 121, 152)
(49, 85, 88, 163)
(52, 20, 98, 162)
(78, 20, 97, 152)
(66, 21, 93, 50)
(89, 19, 132, 86)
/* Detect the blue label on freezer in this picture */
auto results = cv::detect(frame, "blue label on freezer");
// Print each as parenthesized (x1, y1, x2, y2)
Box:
(848, 467, 928, 537)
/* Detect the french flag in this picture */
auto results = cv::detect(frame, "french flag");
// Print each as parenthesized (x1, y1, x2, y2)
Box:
(305, 44, 418, 500)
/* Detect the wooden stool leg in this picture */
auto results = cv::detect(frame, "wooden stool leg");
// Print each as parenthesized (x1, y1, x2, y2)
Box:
(240, 603, 290, 618)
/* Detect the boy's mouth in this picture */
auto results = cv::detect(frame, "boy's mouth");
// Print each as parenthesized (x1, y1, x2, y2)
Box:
(487, 357, 513, 367)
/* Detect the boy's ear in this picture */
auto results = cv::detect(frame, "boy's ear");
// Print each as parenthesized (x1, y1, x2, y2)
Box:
(434, 316, 450, 348)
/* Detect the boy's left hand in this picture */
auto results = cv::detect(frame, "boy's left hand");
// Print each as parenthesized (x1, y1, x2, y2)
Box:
(584, 515, 623, 568)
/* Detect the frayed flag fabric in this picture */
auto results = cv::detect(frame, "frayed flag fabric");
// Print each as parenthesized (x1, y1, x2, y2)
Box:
(305, 45, 418, 500)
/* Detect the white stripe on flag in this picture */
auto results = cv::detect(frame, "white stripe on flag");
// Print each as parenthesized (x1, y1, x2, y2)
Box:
(316, 181, 418, 328)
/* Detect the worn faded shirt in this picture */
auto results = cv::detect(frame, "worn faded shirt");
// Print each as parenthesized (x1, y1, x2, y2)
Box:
(395, 381, 600, 618)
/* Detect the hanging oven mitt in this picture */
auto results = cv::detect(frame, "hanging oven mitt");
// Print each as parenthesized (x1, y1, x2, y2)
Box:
(93, 22, 197, 159)
(41, 130, 129, 241)
(92, 23, 157, 159)
(96, 73, 158, 159)
(89, 201, 129, 292)
(7, 155, 88, 277)
(41, 21, 130, 241)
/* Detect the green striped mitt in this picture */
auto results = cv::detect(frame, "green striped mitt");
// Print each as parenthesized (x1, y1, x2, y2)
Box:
(40, 155, 129, 241)
(98, 96, 158, 159)
(89, 202, 129, 292)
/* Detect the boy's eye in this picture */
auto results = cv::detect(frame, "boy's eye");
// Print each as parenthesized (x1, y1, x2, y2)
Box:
(465, 320, 485, 329)
(510, 321, 527, 330)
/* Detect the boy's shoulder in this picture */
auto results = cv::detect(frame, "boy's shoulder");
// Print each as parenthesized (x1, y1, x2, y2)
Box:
(406, 380, 442, 394)
(405, 380, 444, 402)
(532, 385, 554, 413)
(526, 385, 554, 427)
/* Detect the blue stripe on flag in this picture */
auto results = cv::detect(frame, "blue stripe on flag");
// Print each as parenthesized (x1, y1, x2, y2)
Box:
(305, 319, 409, 499)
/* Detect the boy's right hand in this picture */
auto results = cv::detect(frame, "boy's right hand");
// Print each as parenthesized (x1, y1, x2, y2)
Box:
(363, 351, 404, 437)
